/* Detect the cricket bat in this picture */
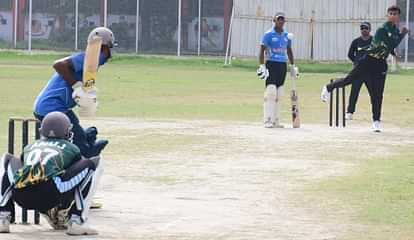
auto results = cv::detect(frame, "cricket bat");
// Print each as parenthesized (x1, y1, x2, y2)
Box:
(82, 36, 103, 92)
(291, 68, 300, 128)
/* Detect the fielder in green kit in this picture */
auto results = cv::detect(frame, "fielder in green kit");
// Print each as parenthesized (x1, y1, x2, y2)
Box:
(321, 5, 409, 132)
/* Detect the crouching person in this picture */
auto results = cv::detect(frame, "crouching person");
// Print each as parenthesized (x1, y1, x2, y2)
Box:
(0, 111, 101, 235)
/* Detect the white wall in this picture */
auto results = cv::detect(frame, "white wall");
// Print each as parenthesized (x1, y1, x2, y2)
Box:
(0, 11, 13, 42)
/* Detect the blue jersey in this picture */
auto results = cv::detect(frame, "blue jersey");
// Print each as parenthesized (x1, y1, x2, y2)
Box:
(261, 28, 291, 63)
(34, 52, 106, 116)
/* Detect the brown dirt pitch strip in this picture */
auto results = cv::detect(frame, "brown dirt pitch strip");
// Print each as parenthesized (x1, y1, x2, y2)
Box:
(2, 118, 413, 240)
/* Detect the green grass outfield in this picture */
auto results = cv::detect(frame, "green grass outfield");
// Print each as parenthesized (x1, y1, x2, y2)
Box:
(0, 51, 413, 239)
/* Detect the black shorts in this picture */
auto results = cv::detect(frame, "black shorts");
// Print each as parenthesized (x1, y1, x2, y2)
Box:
(12, 159, 96, 213)
(265, 61, 287, 88)
(13, 180, 61, 212)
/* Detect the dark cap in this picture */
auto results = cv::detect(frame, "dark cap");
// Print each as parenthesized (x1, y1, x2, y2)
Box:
(274, 12, 285, 20)
(387, 5, 401, 14)
(360, 22, 371, 30)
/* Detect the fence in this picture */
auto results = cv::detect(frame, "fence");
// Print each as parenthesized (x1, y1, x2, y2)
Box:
(0, 0, 233, 55)
(1, 0, 413, 64)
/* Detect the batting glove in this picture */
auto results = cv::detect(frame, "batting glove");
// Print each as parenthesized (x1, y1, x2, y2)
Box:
(72, 82, 97, 108)
(257, 64, 269, 80)
(72, 81, 86, 100)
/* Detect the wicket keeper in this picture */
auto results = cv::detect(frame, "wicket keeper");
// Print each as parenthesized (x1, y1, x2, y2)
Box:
(321, 6, 409, 132)
(257, 12, 298, 128)
(0, 112, 101, 235)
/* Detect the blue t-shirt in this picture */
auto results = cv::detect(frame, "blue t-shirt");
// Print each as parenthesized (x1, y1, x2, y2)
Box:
(261, 28, 291, 63)
(34, 52, 106, 116)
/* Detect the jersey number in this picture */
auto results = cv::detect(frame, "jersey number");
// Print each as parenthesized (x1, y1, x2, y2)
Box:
(26, 148, 59, 166)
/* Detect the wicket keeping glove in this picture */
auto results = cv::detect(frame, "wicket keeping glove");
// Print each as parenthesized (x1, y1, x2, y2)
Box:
(257, 64, 269, 80)
(290, 65, 299, 78)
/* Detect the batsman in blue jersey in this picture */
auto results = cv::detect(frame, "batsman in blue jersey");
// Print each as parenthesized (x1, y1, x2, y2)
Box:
(257, 12, 298, 128)
(33, 27, 116, 158)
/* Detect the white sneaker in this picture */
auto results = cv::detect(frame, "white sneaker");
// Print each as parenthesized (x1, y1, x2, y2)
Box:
(66, 216, 98, 236)
(320, 86, 330, 102)
(264, 121, 274, 128)
(372, 121, 381, 132)
(0, 212, 11, 233)
(345, 113, 353, 120)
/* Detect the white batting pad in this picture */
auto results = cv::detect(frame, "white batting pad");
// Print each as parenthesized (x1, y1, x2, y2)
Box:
(264, 84, 277, 124)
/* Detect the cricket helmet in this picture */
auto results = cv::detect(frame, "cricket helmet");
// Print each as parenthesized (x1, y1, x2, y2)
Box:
(39, 112, 73, 140)
(88, 27, 117, 48)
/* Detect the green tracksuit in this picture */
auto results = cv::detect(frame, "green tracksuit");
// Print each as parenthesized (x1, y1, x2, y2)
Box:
(368, 21, 405, 59)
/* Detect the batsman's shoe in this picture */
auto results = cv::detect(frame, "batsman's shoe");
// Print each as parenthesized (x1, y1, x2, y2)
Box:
(0, 212, 11, 233)
(320, 86, 330, 102)
(264, 121, 274, 128)
(66, 216, 98, 236)
(372, 121, 381, 133)
(345, 113, 353, 120)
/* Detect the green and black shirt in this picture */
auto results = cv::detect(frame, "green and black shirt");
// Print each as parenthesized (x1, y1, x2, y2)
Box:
(14, 138, 81, 189)
(368, 21, 405, 60)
